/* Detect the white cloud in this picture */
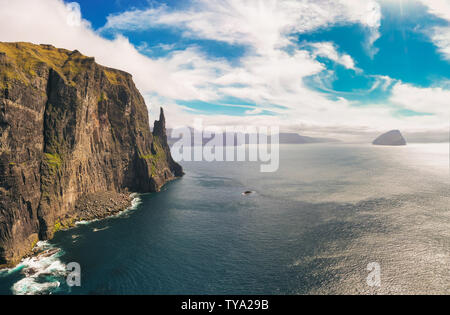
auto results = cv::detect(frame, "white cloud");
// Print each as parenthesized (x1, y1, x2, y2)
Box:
(309, 42, 356, 69)
(0, 0, 447, 141)
(417, 0, 450, 22)
(0, 0, 231, 102)
(101, 0, 381, 55)
(429, 26, 450, 60)
(368, 75, 394, 92)
(137, 42, 177, 54)
(390, 82, 450, 116)
(416, 0, 450, 60)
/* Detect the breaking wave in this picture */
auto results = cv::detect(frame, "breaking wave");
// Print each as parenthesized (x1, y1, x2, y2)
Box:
(109, 193, 142, 219)
(9, 242, 67, 295)
(1, 194, 143, 295)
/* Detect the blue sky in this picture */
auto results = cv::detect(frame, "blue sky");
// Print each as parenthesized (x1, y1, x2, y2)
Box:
(1, 0, 449, 138)
(77, 0, 450, 87)
(78, 0, 450, 124)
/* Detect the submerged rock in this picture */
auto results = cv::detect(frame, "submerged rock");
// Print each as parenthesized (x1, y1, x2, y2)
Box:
(372, 130, 407, 146)
(36, 248, 60, 259)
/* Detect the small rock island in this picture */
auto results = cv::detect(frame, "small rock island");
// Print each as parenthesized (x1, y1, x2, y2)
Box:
(372, 130, 407, 146)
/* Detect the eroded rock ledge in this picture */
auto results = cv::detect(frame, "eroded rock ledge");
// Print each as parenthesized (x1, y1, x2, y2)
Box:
(73, 191, 132, 222)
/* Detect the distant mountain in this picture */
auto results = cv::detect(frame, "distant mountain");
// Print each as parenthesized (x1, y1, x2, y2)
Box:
(372, 130, 407, 146)
(277, 133, 338, 144)
(166, 128, 338, 146)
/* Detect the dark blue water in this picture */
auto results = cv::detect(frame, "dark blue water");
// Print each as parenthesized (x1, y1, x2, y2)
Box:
(1, 144, 449, 294)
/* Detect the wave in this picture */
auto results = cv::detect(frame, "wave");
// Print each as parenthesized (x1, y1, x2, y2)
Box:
(3, 194, 143, 295)
(109, 193, 142, 219)
(93, 226, 109, 232)
(0, 241, 50, 277)
(9, 241, 67, 295)
(0, 263, 25, 277)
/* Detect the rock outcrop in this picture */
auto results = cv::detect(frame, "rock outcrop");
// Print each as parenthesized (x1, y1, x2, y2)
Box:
(372, 130, 407, 146)
(0, 42, 183, 267)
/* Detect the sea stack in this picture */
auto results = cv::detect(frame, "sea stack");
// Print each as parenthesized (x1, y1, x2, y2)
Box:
(372, 130, 407, 146)
(0, 42, 183, 267)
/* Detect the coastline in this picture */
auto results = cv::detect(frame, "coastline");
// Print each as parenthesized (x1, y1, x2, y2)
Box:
(1, 175, 182, 269)
(73, 191, 134, 222)
(0, 192, 136, 270)
(0, 193, 142, 295)
(0, 192, 140, 270)
(44, 192, 136, 241)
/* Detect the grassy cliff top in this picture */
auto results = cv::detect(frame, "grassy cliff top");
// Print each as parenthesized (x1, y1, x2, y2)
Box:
(0, 42, 130, 87)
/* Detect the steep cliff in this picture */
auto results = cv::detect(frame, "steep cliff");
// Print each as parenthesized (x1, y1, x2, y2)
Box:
(0, 42, 183, 267)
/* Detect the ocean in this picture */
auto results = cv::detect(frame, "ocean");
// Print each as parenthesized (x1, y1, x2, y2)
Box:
(0, 143, 449, 295)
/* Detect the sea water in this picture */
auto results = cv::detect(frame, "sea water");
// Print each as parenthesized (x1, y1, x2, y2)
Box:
(0, 143, 448, 294)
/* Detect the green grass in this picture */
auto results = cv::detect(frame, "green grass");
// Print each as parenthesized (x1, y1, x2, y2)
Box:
(30, 238, 38, 250)
(104, 69, 125, 85)
(138, 137, 169, 177)
(53, 220, 62, 234)
(151, 162, 157, 176)
(98, 92, 108, 103)
(0, 42, 94, 87)
(44, 152, 62, 172)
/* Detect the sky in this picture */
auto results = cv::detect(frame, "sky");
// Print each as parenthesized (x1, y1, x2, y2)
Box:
(0, 0, 449, 141)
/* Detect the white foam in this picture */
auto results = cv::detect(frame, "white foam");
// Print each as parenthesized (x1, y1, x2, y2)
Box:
(5, 194, 143, 294)
(11, 243, 67, 295)
(35, 241, 51, 250)
(109, 194, 142, 219)
(93, 226, 109, 232)
(75, 219, 98, 226)
(0, 264, 25, 277)
(0, 241, 50, 277)
(13, 278, 61, 295)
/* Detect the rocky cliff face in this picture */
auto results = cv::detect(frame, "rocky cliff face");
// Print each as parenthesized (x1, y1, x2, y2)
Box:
(0, 42, 183, 267)
(372, 130, 407, 146)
